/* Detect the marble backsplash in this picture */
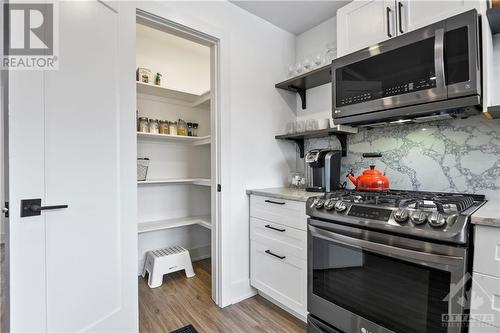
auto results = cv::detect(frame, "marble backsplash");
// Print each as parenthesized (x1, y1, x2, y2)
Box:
(299, 115, 500, 202)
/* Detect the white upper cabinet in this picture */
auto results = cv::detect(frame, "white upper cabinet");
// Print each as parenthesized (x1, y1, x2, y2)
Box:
(337, 0, 483, 57)
(337, 0, 396, 57)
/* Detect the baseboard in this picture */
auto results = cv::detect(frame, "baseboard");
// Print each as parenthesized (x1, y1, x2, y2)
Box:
(137, 244, 211, 276)
(231, 278, 257, 304)
(258, 291, 307, 323)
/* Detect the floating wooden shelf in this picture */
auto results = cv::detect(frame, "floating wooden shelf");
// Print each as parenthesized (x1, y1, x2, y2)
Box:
(487, 6, 500, 35)
(137, 132, 210, 145)
(137, 178, 211, 186)
(138, 215, 211, 234)
(275, 64, 332, 109)
(275, 125, 358, 158)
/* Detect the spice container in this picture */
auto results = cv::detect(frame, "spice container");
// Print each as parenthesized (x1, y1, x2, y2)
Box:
(138, 117, 149, 133)
(177, 119, 187, 136)
(169, 121, 178, 135)
(159, 120, 170, 135)
(187, 122, 193, 136)
(192, 123, 199, 137)
(137, 67, 152, 83)
(148, 119, 159, 134)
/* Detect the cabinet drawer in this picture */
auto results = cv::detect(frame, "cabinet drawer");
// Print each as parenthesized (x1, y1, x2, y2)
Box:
(250, 217, 307, 260)
(250, 240, 307, 317)
(470, 273, 500, 329)
(474, 226, 500, 277)
(250, 195, 307, 231)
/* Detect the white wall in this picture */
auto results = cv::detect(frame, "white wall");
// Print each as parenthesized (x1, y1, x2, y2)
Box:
(295, 16, 336, 122)
(136, 23, 211, 95)
(129, 1, 297, 305)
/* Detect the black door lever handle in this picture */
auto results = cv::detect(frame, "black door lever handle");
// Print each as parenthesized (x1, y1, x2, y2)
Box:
(21, 199, 68, 217)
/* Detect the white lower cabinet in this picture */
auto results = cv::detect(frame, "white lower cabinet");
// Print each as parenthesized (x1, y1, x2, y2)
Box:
(249, 195, 308, 320)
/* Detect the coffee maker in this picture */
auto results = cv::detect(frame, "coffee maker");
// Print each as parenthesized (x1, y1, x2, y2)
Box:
(305, 149, 342, 192)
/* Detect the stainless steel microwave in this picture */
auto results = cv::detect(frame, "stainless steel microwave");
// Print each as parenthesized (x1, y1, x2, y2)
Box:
(332, 9, 481, 126)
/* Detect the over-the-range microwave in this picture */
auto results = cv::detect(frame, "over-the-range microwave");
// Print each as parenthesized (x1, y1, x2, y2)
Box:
(332, 9, 481, 126)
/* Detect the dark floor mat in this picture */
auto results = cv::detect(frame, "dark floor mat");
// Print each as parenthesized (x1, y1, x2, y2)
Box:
(170, 324, 198, 333)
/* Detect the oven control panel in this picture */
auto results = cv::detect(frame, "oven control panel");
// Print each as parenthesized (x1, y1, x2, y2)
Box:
(347, 205, 392, 221)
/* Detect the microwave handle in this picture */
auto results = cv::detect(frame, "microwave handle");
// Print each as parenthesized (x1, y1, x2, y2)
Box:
(434, 28, 446, 91)
(309, 225, 463, 270)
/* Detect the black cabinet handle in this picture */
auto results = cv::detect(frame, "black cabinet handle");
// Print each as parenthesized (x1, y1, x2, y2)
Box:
(398, 2, 404, 34)
(265, 199, 285, 205)
(386, 7, 392, 38)
(265, 250, 286, 260)
(265, 224, 286, 232)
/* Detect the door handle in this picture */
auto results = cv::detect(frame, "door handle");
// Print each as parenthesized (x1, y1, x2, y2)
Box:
(398, 2, 404, 34)
(21, 199, 68, 217)
(386, 7, 392, 38)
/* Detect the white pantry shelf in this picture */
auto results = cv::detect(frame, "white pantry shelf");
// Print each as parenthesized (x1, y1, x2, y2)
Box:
(136, 82, 210, 107)
(137, 178, 211, 186)
(138, 215, 211, 234)
(137, 132, 210, 145)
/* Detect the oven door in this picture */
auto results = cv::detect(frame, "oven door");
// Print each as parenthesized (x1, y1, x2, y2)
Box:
(308, 219, 469, 333)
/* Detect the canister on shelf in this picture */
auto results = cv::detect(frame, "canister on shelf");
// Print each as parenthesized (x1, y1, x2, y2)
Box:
(192, 123, 199, 137)
(187, 122, 193, 136)
(138, 117, 149, 133)
(177, 119, 187, 136)
(149, 119, 159, 134)
(160, 120, 170, 135)
(137, 67, 152, 83)
(169, 121, 178, 135)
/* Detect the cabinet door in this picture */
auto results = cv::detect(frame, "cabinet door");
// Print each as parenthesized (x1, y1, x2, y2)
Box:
(398, 0, 480, 34)
(337, 0, 396, 57)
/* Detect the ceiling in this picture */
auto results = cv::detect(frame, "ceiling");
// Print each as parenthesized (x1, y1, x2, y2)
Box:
(230, 1, 351, 35)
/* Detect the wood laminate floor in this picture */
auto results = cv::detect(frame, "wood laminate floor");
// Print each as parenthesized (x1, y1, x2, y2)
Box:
(139, 259, 306, 333)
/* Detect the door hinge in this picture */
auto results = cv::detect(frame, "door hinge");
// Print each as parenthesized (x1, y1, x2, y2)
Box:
(2, 202, 8, 218)
(217, 184, 221, 192)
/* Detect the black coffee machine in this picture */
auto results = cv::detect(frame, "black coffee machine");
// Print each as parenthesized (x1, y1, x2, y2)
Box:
(305, 149, 342, 192)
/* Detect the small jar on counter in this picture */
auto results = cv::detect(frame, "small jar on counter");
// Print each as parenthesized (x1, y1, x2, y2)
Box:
(177, 119, 187, 136)
(148, 119, 159, 134)
(192, 123, 199, 137)
(159, 120, 170, 135)
(138, 117, 149, 133)
(169, 121, 178, 135)
(187, 122, 193, 136)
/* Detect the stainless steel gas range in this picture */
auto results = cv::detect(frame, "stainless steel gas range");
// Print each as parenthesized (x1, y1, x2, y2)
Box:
(306, 190, 486, 333)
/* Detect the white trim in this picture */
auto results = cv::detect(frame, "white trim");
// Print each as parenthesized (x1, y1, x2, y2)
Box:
(258, 291, 307, 323)
(231, 278, 257, 304)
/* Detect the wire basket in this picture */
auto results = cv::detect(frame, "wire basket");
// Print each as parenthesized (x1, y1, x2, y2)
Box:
(137, 158, 150, 181)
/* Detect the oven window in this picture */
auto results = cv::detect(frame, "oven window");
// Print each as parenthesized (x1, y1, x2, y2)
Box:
(335, 37, 436, 107)
(312, 236, 450, 333)
(445, 27, 469, 85)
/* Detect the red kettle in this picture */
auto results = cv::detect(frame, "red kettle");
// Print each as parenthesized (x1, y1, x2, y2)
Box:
(347, 165, 390, 191)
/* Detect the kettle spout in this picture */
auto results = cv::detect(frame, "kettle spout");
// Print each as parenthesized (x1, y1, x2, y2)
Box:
(347, 174, 357, 187)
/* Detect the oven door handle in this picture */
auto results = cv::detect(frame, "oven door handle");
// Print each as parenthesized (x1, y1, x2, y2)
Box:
(309, 225, 464, 269)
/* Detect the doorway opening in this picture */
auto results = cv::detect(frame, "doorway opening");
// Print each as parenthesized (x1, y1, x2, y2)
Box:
(135, 11, 221, 331)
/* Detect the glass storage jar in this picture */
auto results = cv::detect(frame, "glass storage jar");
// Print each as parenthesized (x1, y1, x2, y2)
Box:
(187, 122, 193, 136)
(169, 121, 178, 135)
(148, 119, 159, 134)
(177, 119, 187, 136)
(138, 117, 149, 133)
(192, 123, 199, 137)
(159, 120, 170, 135)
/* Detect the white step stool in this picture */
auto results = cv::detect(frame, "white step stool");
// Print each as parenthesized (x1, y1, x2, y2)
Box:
(142, 246, 195, 288)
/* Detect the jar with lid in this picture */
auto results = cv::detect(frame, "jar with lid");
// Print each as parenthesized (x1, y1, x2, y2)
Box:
(148, 119, 159, 134)
(169, 121, 178, 135)
(192, 123, 199, 137)
(159, 120, 170, 135)
(177, 119, 187, 136)
(138, 117, 149, 133)
(187, 122, 193, 136)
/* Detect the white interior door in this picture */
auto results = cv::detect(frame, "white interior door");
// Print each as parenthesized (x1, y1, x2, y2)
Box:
(8, 1, 137, 332)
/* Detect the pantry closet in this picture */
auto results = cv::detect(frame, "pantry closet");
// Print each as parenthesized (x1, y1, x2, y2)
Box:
(135, 18, 217, 299)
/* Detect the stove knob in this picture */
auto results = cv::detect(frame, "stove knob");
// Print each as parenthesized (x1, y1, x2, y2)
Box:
(447, 214, 459, 226)
(428, 211, 446, 227)
(334, 201, 347, 213)
(310, 198, 320, 209)
(411, 211, 427, 225)
(324, 199, 335, 210)
(315, 199, 325, 209)
(394, 208, 409, 223)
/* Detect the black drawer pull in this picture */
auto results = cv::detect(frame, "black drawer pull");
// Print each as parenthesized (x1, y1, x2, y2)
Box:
(265, 199, 285, 205)
(265, 250, 286, 260)
(265, 224, 286, 232)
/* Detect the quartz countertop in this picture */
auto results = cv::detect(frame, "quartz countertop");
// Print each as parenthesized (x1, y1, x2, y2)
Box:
(471, 201, 500, 228)
(246, 187, 319, 202)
